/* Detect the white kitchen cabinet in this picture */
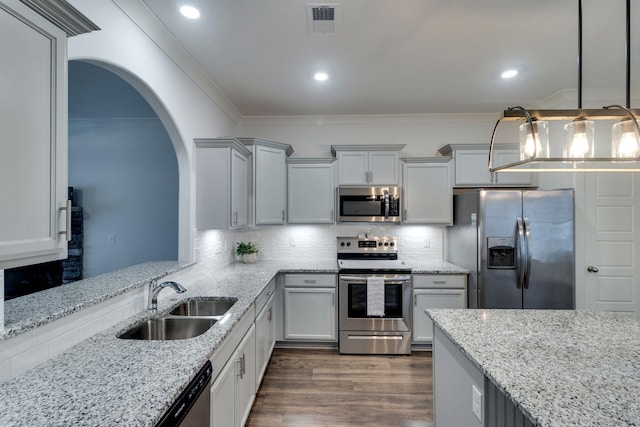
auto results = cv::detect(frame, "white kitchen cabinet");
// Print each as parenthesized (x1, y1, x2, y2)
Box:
(210, 324, 256, 427)
(255, 281, 275, 388)
(283, 274, 337, 341)
(438, 144, 536, 187)
(195, 139, 251, 229)
(0, 0, 96, 269)
(402, 158, 453, 225)
(412, 274, 467, 344)
(331, 145, 405, 185)
(287, 158, 335, 223)
(239, 138, 293, 225)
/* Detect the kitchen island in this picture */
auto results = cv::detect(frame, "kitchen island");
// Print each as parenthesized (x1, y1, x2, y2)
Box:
(427, 309, 640, 427)
(0, 258, 466, 426)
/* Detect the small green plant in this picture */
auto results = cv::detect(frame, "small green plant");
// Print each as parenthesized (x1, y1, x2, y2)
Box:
(235, 241, 258, 256)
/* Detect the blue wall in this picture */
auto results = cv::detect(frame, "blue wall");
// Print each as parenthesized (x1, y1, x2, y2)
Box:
(68, 61, 178, 278)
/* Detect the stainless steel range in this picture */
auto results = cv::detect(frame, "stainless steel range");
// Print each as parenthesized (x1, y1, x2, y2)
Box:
(337, 235, 413, 355)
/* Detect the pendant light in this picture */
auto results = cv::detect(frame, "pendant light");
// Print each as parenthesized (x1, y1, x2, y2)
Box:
(488, 0, 640, 173)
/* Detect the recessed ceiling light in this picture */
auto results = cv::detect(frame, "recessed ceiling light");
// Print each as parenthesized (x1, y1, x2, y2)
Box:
(180, 5, 201, 19)
(314, 72, 329, 82)
(501, 69, 518, 79)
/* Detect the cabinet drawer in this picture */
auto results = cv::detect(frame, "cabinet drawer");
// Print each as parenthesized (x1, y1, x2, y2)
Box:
(255, 278, 275, 315)
(284, 274, 336, 288)
(413, 274, 466, 289)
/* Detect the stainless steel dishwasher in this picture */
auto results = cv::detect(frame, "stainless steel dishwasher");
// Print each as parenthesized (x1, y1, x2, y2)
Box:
(155, 360, 212, 427)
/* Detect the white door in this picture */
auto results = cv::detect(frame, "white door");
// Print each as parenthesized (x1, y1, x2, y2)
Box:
(230, 149, 248, 228)
(337, 152, 368, 185)
(287, 163, 334, 223)
(255, 146, 285, 224)
(210, 356, 236, 427)
(455, 149, 493, 186)
(403, 162, 452, 224)
(369, 151, 399, 185)
(284, 288, 336, 340)
(235, 325, 256, 427)
(413, 289, 466, 343)
(583, 172, 640, 318)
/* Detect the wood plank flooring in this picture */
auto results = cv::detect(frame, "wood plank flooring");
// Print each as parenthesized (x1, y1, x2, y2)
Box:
(246, 348, 433, 427)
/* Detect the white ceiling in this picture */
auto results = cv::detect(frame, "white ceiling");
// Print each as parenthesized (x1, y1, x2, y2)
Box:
(135, 0, 638, 117)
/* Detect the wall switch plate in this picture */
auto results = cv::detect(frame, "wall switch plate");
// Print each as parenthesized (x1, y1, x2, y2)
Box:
(472, 384, 483, 422)
(108, 233, 116, 244)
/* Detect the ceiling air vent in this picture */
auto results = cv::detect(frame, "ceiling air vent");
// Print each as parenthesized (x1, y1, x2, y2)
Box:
(306, 4, 339, 35)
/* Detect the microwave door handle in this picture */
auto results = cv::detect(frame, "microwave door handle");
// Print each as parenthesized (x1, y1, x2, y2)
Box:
(384, 189, 390, 219)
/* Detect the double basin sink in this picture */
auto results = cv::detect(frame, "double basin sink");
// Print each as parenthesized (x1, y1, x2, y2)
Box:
(118, 298, 237, 341)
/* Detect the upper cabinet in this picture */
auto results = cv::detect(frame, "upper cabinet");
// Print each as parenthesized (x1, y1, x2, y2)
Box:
(239, 138, 293, 226)
(286, 158, 335, 224)
(0, 0, 98, 269)
(438, 144, 537, 188)
(331, 145, 405, 186)
(195, 139, 251, 230)
(402, 158, 453, 225)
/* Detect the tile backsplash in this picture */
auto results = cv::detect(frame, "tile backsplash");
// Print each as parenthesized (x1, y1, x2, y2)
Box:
(196, 224, 445, 267)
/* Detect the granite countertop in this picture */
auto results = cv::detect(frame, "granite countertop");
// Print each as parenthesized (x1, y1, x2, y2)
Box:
(427, 309, 640, 427)
(0, 257, 465, 426)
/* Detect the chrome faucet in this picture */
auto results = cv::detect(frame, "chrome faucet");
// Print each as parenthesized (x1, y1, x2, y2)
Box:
(148, 280, 187, 311)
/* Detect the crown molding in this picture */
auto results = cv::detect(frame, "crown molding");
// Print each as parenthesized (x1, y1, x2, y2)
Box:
(20, 0, 99, 36)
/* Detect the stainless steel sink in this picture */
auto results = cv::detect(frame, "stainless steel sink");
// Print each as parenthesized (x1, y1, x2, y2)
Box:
(169, 298, 236, 317)
(118, 317, 217, 340)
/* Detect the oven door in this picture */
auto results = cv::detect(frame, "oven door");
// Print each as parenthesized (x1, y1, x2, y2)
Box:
(338, 274, 412, 332)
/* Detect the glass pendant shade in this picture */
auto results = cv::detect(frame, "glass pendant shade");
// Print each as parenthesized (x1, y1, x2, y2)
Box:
(519, 120, 549, 160)
(611, 119, 640, 158)
(563, 119, 595, 158)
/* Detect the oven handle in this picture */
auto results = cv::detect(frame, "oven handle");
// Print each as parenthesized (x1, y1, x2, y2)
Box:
(339, 276, 412, 283)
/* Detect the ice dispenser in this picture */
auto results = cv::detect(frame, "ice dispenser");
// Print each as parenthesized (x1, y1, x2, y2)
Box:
(487, 237, 516, 269)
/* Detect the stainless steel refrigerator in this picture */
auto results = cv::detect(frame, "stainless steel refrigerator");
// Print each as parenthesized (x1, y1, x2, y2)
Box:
(447, 189, 575, 309)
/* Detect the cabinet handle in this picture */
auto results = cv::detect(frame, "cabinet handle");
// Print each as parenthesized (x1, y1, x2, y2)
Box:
(267, 307, 272, 322)
(59, 200, 72, 242)
(330, 209, 334, 221)
(236, 357, 243, 378)
(242, 354, 246, 376)
(403, 209, 407, 222)
(433, 281, 447, 284)
(303, 279, 317, 284)
(282, 210, 285, 221)
(414, 294, 417, 306)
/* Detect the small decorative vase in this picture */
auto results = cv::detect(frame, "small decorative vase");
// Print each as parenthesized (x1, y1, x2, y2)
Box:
(242, 253, 257, 264)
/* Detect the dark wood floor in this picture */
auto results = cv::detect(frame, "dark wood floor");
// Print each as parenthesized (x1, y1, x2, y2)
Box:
(246, 348, 433, 427)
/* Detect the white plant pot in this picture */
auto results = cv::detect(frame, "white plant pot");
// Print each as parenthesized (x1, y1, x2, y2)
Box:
(242, 253, 257, 264)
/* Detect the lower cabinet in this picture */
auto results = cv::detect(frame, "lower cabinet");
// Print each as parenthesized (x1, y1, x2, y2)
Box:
(255, 293, 275, 387)
(412, 275, 467, 344)
(283, 274, 337, 342)
(211, 324, 256, 427)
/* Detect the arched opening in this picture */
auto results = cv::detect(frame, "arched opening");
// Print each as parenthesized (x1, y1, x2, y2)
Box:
(5, 60, 185, 298)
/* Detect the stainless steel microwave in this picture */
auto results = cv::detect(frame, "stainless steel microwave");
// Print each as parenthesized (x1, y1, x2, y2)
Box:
(337, 186, 401, 223)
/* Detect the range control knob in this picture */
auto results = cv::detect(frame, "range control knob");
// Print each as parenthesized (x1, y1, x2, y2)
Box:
(390, 242, 395, 247)
(384, 242, 389, 246)
(378, 242, 383, 247)
(340, 242, 345, 247)
(346, 242, 351, 247)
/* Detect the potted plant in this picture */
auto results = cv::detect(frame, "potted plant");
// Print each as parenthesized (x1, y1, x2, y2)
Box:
(236, 241, 258, 264)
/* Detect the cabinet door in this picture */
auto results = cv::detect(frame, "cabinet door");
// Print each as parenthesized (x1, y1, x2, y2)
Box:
(0, 1, 68, 269)
(284, 287, 336, 341)
(413, 289, 466, 343)
(230, 149, 248, 228)
(369, 151, 399, 185)
(337, 151, 368, 185)
(255, 145, 286, 225)
(255, 294, 275, 387)
(235, 324, 256, 427)
(287, 163, 335, 223)
(210, 355, 236, 427)
(454, 149, 493, 186)
(403, 162, 452, 224)
(493, 149, 533, 186)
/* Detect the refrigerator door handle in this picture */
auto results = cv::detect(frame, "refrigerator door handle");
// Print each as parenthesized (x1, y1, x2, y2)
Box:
(516, 217, 526, 289)
(523, 218, 532, 289)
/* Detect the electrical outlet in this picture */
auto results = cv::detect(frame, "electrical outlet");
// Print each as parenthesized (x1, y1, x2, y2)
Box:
(472, 384, 483, 422)
(108, 233, 116, 244)
(423, 237, 430, 248)
(290, 236, 296, 246)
